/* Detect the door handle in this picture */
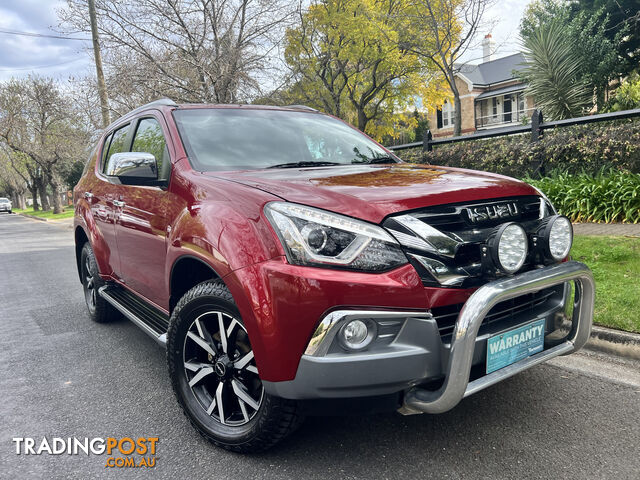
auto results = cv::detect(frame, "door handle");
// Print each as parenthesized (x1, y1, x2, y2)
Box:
(84, 192, 93, 199)
(113, 200, 125, 208)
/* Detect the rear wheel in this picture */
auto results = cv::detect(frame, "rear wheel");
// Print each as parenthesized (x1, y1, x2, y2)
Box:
(80, 242, 117, 323)
(167, 280, 303, 453)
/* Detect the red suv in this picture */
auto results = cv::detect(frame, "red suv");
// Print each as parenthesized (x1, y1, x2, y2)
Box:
(74, 99, 594, 452)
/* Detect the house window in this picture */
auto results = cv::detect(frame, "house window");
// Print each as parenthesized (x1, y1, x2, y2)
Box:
(492, 97, 498, 118)
(442, 101, 455, 128)
(518, 93, 526, 114)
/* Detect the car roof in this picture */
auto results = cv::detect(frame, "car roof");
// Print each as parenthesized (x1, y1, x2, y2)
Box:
(105, 100, 321, 133)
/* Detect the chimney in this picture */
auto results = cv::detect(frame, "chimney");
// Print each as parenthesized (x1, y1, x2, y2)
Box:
(482, 34, 495, 63)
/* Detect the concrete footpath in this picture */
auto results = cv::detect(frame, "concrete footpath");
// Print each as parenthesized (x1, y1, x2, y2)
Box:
(573, 222, 640, 236)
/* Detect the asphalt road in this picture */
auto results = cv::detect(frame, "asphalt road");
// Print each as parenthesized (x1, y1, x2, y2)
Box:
(1, 214, 639, 480)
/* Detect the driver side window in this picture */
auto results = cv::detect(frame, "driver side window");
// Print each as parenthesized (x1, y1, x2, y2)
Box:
(102, 124, 130, 174)
(131, 118, 170, 181)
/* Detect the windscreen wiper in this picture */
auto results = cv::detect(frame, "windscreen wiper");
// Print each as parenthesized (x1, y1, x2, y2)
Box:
(267, 161, 342, 169)
(353, 156, 398, 164)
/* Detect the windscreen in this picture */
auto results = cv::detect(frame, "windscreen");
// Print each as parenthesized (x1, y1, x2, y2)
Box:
(173, 108, 396, 171)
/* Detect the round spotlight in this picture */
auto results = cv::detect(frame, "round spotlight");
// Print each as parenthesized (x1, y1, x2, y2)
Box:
(489, 222, 528, 274)
(540, 215, 573, 261)
(338, 319, 377, 351)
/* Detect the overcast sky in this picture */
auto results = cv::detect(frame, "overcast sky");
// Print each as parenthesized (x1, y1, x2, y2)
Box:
(0, 0, 530, 83)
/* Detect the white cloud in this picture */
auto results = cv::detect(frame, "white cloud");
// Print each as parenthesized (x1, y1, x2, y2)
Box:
(0, 1, 91, 80)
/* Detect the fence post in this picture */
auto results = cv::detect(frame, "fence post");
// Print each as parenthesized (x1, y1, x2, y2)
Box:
(530, 109, 544, 178)
(423, 129, 433, 152)
(531, 109, 543, 142)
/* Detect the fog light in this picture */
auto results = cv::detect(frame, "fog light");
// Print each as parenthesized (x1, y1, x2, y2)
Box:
(539, 215, 573, 261)
(339, 319, 376, 351)
(488, 222, 528, 274)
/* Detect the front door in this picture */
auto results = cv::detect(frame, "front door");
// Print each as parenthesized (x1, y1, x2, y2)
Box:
(114, 115, 175, 308)
(503, 96, 512, 123)
(91, 123, 132, 277)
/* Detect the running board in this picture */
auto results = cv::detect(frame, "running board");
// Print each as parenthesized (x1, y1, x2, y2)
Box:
(98, 285, 169, 347)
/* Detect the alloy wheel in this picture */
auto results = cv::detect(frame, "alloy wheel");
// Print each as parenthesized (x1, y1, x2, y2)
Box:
(83, 255, 97, 312)
(183, 311, 263, 426)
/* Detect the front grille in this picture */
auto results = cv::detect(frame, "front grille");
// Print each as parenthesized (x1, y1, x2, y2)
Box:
(383, 196, 553, 287)
(412, 196, 542, 234)
(431, 286, 562, 337)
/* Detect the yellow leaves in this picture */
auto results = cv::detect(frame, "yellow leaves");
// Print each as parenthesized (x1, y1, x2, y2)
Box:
(284, 0, 448, 141)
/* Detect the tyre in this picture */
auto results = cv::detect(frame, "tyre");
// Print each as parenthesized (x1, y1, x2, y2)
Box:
(167, 280, 303, 453)
(80, 242, 117, 323)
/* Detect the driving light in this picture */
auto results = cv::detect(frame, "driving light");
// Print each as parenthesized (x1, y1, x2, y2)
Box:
(264, 202, 407, 271)
(488, 222, 528, 274)
(339, 319, 376, 351)
(538, 215, 573, 261)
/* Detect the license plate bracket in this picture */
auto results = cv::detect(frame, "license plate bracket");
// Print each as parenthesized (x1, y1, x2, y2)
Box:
(486, 318, 546, 374)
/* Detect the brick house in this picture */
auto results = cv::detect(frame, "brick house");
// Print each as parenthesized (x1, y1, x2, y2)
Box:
(428, 35, 535, 138)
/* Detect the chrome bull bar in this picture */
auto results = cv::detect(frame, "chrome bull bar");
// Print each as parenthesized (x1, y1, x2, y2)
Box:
(403, 261, 595, 414)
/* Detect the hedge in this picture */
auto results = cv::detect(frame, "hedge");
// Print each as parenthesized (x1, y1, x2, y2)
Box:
(396, 119, 640, 178)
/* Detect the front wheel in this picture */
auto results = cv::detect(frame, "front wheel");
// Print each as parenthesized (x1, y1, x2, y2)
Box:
(167, 280, 303, 453)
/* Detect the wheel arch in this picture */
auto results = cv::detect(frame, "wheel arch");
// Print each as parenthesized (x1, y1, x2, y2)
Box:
(169, 255, 222, 312)
(74, 225, 90, 283)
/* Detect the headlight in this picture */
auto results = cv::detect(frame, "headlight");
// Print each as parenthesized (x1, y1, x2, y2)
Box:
(488, 222, 528, 274)
(538, 215, 573, 261)
(264, 202, 407, 271)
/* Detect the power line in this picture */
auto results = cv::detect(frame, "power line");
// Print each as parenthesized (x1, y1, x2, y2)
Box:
(0, 58, 85, 72)
(0, 28, 90, 42)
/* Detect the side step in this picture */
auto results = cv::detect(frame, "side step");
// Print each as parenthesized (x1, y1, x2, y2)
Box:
(99, 285, 169, 347)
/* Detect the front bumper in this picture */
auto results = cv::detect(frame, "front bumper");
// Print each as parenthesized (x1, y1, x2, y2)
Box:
(263, 261, 594, 412)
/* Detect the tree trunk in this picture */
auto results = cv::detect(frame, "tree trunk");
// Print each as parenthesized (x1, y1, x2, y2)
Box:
(49, 177, 63, 214)
(453, 91, 462, 137)
(37, 177, 50, 211)
(29, 185, 39, 211)
(17, 193, 26, 210)
(357, 108, 368, 133)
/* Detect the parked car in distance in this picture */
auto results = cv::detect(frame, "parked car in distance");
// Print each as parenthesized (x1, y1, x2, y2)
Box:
(73, 99, 595, 453)
(0, 197, 12, 213)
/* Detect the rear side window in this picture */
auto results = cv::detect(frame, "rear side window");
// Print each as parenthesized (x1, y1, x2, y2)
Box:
(102, 124, 130, 173)
(131, 118, 170, 181)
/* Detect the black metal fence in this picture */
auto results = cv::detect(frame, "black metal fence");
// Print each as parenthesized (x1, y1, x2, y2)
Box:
(388, 108, 640, 153)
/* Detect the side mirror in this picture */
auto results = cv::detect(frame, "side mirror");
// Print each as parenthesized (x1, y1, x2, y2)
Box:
(106, 152, 158, 185)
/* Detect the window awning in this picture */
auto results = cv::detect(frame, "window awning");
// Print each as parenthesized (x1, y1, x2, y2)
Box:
(475, 84, 526, 100)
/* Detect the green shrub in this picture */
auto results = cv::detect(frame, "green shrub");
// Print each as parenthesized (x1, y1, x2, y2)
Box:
(604, 73, 640, 112)
(397, 119, 640, 177)
(525, 169, 640, 224)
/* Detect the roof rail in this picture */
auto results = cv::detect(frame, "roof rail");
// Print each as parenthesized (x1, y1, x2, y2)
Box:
(286, 104, 318, 112)
(127, 98, 177, 117)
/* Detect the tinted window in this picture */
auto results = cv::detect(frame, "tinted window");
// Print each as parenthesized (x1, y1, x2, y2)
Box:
(131, 118, 170, 180)
(103, 124, 130, 173)
(173, 109, 394, 171)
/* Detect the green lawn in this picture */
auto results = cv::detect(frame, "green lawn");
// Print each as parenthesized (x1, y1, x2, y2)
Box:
(571, 235, 640, 333)
(13, 206, 75, 220)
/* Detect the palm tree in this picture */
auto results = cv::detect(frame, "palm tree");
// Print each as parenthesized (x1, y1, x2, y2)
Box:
(520, 19, 592, 120)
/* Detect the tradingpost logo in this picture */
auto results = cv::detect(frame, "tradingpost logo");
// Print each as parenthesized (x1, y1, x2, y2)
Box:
(12, 436, 158, 468)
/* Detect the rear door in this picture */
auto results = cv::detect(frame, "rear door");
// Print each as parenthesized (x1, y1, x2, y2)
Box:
(113, 113, 176, 307)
